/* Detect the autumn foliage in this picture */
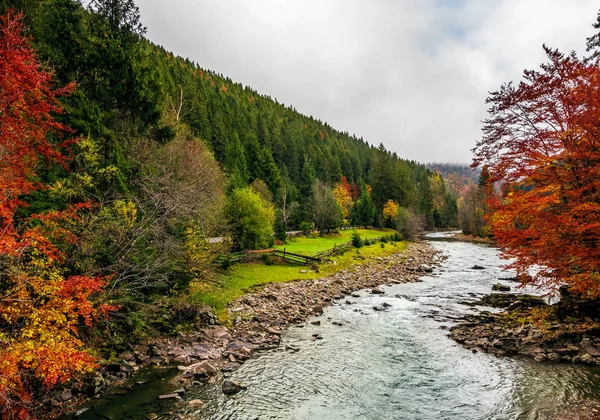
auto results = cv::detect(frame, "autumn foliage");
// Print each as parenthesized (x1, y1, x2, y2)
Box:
(332, 176, 353, 220)
(0, 13, 107, 418)
(473, 47, 600, 297)
(382, 199, 399, 224)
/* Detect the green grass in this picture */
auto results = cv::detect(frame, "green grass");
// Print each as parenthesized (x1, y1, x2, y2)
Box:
(192, 228, 405, 322)
(275, 228, 395, 255)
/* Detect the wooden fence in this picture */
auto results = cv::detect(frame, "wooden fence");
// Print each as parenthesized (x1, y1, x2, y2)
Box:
(215, 234, 390, 267)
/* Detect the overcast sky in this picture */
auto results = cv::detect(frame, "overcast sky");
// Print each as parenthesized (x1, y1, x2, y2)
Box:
(135, 0, 599, 164)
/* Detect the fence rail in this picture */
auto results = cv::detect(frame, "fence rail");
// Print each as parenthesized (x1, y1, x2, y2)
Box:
(215, 233, 392, 267)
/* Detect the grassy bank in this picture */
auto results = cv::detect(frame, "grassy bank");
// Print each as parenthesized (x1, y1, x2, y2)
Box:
(192, 228, 404, 321)
(274, 228, 391, 254)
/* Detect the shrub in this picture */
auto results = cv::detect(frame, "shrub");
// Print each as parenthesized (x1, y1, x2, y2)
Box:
(351, 230, 363, 248)
(395, 207, 424, 240)
(220, 256, 233, 269)
(226, 187, 275, 250)
(299, 221, 312, 235)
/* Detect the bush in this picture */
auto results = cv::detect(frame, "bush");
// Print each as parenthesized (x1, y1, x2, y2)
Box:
(262, 254, 273, 266)
(395, 207, 424, 240)
(274, 218, 288, 243)
(220, 256, 233, 269)
(226, 187, 275, 251)
(299, 221, 312, 235)
(351, 230, 363, 248)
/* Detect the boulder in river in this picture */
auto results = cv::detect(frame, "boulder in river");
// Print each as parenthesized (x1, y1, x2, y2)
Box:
(492, 283, 511, 292)
(472, 265, 485, 270)
(373, 302, 392, 311)
(222, 380, 246, 395)
(420, 264, 433, 273)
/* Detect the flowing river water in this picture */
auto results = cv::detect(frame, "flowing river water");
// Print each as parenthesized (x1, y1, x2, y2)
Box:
(77, 232, 600, 419)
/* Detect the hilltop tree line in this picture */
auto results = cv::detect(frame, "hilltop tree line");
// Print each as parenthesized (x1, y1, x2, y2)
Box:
(0, 0, 458, 229)
(0, 0, 459, 416)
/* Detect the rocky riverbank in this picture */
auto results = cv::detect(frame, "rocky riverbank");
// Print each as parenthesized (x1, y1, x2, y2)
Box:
(58, 241, 440, 417)
(449, 290, 600, 365)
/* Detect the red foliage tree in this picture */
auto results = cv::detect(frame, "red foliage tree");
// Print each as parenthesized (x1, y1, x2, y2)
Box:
(0, 12, 108, 418)
(473, 46, 600, 297)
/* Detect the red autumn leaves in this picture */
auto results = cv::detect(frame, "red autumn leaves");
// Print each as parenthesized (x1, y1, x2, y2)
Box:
(474, 47, 600, 297)
(0, 12, 108, 418)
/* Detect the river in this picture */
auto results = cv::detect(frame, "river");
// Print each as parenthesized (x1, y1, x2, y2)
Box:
(76, 232, 600, 419)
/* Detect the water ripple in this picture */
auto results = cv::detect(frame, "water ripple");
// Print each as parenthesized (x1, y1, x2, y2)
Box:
(82, 233, 600, 420)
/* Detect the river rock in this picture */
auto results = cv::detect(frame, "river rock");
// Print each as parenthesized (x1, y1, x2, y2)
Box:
(580, 338, 600, 357)
(265, 327, 281, 336)
(547, 352, 561, 362)
(159, 393, 182, 400)
(373, 303, 392, 311)
(59, 390, 73, 402)
(75, 408, 89, 417)
(420, 264, 433, 273)
(188, 399, 204, 407)
(119, 360, 135, 373)
(492, 283, 511, 292)
(222, 380, 246, 395)
(581, 353, 595, 364)
(472, 265, 485, 270)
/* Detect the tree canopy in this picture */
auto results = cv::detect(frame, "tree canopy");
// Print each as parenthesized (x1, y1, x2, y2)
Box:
(473, 46, 600, 297)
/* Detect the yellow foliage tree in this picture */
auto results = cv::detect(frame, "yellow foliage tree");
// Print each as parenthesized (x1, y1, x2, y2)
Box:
(332, 180, 353, 220)
(382, 200, 399, 224)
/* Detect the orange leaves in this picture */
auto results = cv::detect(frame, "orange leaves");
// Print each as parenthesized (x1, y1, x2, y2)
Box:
(473, 46, 600, 297)
(332, 177, 353, 219)
(0, 12, 109, 418)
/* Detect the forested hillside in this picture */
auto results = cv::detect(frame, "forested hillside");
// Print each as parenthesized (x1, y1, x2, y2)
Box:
(0, 1, 457, 415)
(0, 0, 457, 227)
(426, 163, 481, 193)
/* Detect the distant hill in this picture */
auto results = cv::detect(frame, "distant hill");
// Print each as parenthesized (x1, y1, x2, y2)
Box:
(426, 163, 481, 193)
